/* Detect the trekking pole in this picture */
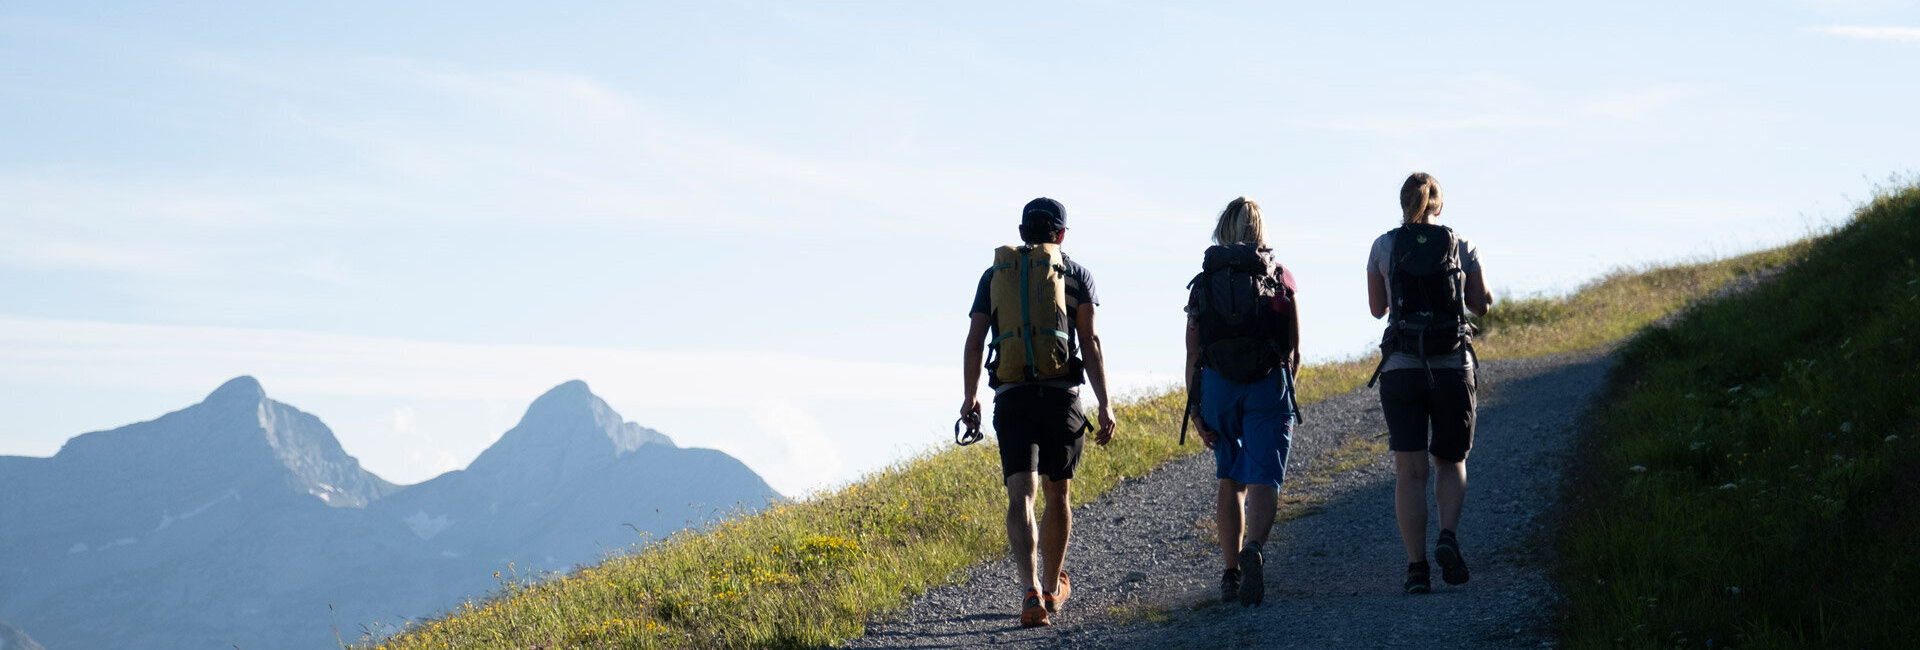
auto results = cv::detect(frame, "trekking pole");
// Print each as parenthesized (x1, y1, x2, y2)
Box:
(1178, 371, 1201, 446)
(1179, 403, 1190, 446)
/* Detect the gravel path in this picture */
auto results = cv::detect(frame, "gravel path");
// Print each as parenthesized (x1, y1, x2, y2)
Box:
(839, 348, 1615, 650)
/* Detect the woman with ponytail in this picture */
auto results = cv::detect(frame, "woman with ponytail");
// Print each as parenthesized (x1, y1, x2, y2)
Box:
(1365, 173, 1493, 594)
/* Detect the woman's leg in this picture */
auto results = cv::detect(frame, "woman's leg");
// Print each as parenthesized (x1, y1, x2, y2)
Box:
(1217, 479, 1246, 569)
(1237, 376, 1290, 550)
(1244, 483, 1278, 547)
(1434, 458, 1466, 533)
(1394, 451, 1430, 563)
(1430, 368, 1476, 535)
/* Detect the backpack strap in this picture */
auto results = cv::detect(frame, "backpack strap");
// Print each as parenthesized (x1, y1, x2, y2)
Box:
(1291, 366, 1304, 424)
(1017, 247, 1040, 381)
(1369, 227, 1407, 388)
(985, 261, 1012, 374)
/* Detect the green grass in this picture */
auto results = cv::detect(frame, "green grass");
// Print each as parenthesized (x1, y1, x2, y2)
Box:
(1295, 238, 1808, 403)
(360, 390, 1190, 649)
(1473, 244, 1809, 361)
(361, 223, 1811, 650)
(1556, 181, 1920, 649)
(1106, 601, 1171, 625)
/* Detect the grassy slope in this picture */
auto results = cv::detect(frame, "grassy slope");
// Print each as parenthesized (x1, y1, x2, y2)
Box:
(1557, 184, 1920, 649)
(360, 233, 1806, 650)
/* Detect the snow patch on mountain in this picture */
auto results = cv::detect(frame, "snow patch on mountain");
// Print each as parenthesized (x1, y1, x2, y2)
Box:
(403, 511, 453, 541)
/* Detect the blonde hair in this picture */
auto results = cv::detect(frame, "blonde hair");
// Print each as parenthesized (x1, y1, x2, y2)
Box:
(1399, 173, 1443, 224)
(1212, 196, 1267, 246)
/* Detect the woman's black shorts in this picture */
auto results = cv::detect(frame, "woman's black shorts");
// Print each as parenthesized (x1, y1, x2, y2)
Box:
(992, 384, 1088, 482)
(1379, 368, 1476, 463)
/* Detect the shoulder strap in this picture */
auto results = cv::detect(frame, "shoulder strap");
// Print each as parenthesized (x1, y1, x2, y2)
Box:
(1443, 226, 1469, 316)
(1386, 227, 1409, 323)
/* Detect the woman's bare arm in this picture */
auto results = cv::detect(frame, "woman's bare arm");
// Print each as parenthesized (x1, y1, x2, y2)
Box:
(1367, 272, 1389, 319)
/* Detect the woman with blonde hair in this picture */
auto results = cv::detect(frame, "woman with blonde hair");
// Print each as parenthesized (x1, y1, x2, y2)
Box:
(1184, 196, 1300, 606)
(1365, 172, 1493, 594)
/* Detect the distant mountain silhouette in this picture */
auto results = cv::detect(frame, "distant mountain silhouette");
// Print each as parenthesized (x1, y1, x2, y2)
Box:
(0, 378, 780, 650)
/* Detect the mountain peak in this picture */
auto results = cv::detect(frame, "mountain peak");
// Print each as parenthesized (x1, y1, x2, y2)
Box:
(49, 374, 395, 510)
(465, 380, 673, 480)
(514, 379, 615, 433)
(516, 380, 606, 433)
(204, 376, 266, 404)
(525, 379, 593, 413)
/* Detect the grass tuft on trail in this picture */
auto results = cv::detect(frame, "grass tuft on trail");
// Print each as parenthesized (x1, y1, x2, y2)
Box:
(361, 226, 1808, 649)
(1557, 181, 1920, 649)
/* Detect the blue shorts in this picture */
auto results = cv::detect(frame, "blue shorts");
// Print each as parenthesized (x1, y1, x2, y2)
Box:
(1200, 366, 1295, 487)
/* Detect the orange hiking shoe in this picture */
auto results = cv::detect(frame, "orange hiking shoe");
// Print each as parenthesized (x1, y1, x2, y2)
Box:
(1044, 571, 1071, 613)
(1019, 588, 1051, 628)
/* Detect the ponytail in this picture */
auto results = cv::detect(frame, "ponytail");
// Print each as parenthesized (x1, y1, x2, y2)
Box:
(1399, 173, 1443, 224)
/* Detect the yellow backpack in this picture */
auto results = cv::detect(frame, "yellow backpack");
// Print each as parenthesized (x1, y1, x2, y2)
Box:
(988, 244, 1073, 383)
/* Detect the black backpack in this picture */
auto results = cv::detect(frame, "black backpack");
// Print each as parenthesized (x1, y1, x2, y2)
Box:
(1187, 244, 1295, 383)
(1373, 223, 1472, 382)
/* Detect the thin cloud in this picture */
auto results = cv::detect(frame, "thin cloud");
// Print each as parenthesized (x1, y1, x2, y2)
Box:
(3, 54, 1180, 282)
(745, 400, 845, 498)
(1287, 74, 1705, 135)
(1809, 25, 1920, 42)
(0, 316, 951, 408)
(1580, 85, 1707, 121)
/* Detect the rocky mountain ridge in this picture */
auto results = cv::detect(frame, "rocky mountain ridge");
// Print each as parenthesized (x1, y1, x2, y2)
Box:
(0, 377, 779, 650)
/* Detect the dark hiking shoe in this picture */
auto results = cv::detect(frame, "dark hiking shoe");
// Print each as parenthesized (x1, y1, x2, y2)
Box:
(1044, 571, 1071, 614)
(1020, 589, 1050, 628)
(1237, 545, 1265, 606)
(1436, 529, 1470, 585)
(1405, 561, 1432, 595)
(1220, 567, 1241, 603)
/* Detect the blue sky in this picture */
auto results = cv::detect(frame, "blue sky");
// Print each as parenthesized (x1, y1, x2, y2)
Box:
(2, 1, 1916, 495)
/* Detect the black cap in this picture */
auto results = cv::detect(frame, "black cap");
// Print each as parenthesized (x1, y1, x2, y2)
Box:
(1021, 197, 1067, 231)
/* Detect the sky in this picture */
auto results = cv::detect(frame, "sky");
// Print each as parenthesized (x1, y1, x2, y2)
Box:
(2, 1, 1917, 497)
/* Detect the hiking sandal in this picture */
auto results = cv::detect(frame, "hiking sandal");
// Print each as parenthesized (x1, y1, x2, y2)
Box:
(1043, 571, 1071, 613)
(1019, 588, 1050, 627)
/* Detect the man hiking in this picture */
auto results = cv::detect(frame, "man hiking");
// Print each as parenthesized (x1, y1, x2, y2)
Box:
(1365, 172, 1493, 594)
(960, 197, 1117, 628)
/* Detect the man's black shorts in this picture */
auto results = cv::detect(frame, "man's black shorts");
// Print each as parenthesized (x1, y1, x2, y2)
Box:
(1380, 368, 1476, 463)
(992, 384, 1088, 482)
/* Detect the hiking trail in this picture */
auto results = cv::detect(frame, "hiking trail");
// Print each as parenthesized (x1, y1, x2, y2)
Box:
(839, 349, 1612, 649)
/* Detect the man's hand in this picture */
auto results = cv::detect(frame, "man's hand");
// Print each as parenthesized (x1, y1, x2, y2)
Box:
(1094, 403, 1116, 446)
(960, 396, 982, 423)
